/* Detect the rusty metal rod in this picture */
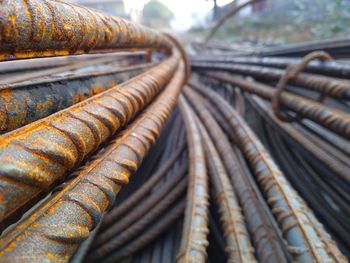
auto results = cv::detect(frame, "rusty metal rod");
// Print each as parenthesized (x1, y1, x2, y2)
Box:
(200, 72, 350, 139)
(0, 0, 172, 61)
(92, 163, 187, 248)
(0, 61, 185, 262)
(89, 174, 187, 261)
(196, 118, 257, 262)
(191, 55, 350, 78)
(190, 80, 347, 262)
(0, 51, 145, 73)
(0, 52, 180, 229)
(192, 61, 350, 100)
(0, 52, 146, 85)
(302, 120, 350, 156)
(0, 62, 151, 134)
(251, 96, 350, 183)
(100, 140, 186, 228)
(184, 87, 288, 263)
(256, 117, 350, 252)
(101, 199, 186, 263)
(177, 96, 209, 263)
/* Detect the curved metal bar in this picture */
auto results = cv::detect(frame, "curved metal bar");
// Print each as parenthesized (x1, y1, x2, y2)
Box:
(200, 72, 350, 140)
(184, 87, 288, 263)
(0, 53, 180, 229)
(0, 61, 185, 262)
(177, 96, 209, 263)
(190, 80, 347, 262)
(0, 63, 150, 134)
(192, 61, 350, 100)
(197, 118, 257, 263)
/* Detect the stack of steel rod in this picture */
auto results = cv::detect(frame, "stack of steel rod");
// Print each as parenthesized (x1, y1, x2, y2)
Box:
(0, 1, 349, 263)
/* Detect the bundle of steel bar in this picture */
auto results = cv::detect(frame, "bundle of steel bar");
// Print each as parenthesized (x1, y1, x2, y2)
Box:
(0, 1, 349, 262)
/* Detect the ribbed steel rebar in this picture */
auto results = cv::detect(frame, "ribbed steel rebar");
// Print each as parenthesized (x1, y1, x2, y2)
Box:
(201, 72, 350, 140)
(190, 81, 347, 262)
(92, 164, 187, 248)
(0, 52, 180, 228)
(184, 87, 287, 263)
(196, 119, 257, 263)
(0, 61, 185, 262)
(251, 96, 350, 183)
(0, 63, 150, 133)
(192, 61, 350, 100)
(100, 141, 185, 228)
(89, 175, 187, 261)
(191, 56, 350, 78)
(102, 199, 186, 262)
(0, 0, 172, 61)
(177, 96, 209, 263)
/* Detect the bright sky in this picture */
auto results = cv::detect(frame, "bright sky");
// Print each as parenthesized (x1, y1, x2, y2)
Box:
(124, 0, 235, 31)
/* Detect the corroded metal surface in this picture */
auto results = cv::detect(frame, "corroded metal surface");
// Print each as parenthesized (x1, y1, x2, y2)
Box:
(252, 96, 350, 183)
(177, 96, 209, 263)
(197, 119, 257, 263)
(92, 164, 187, 248)
(201, 72, 350, 139)
(190, 55, 350, 78)
(89, 171, 187, 262)
(0, 63, 150, 133)
(100, 142, 185, 228)
(192, 61, 350, 100)
(0, 0, 172, 61)
(184, 87, 288, 263)
(102, 199, 186, 263)
(0, 53, 180, 227)
(190, 81, 347, 262)
(0, 62, 185, 262)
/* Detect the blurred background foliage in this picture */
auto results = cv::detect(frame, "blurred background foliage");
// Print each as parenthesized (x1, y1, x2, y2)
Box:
(143, 0, 175, 28)
(207, 0, 350, 45)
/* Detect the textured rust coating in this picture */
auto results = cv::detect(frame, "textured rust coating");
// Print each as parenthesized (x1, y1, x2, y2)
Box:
(192, 61, 350, 100)
(0, 63, 149, 134)
(89, 171, 187, 261)
(272, 51, 332, 122)
(197, 119, 257, 263)
(253, 97, 350, 184)
(101, 142, 185, 228)
(0, 53, 180, 226)
(102, 199, 186, 262)
(92, 164, 187, 249)
(184, 87, 287, 263)
(177, 96, 209, 263)
(190, 81, 347, 262)
(0, 0, 172, 61)
(202, 72, 350, 139)
(0, 62, 185, 262)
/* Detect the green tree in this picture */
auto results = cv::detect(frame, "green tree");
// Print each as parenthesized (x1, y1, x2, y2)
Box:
(143, 0, 174, 28)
